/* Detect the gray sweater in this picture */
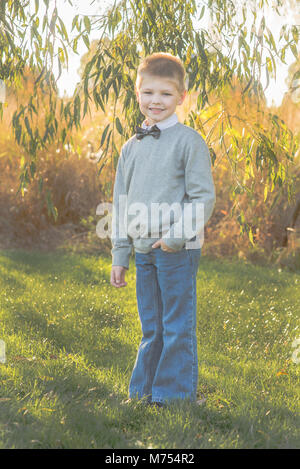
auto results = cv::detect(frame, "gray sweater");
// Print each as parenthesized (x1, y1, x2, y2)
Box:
(111, 122, 216, 269)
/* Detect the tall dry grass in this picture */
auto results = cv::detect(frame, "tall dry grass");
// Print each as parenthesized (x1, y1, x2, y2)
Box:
(0, 74, 106, 252)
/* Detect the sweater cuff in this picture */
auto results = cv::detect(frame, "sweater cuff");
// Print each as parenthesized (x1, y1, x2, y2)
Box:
(111, 246, 132, 269)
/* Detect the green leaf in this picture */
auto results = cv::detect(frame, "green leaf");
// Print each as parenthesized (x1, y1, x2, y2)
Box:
(84, 16, 91, 34)
(83, 34, 90, 49)
(61, 128, 67, 143)
(199, 5, 205, 20)
(38, 176, 43, 193)
(292, 26, 299, 44)
(46, 189, 58, 222)
(73, 36, 78, 53)
(115, 117, 123, 136)
(290, 43, 298, 59)
(280, 46, 286, 64)
(248, 227, 254, 246)
(25, 116, 33, 139)
(73, 95, 81, 127)
(209, 147, 216, 166)
(93, 90, 105, 112)
(101, 124, 110, 147)
(30, 161, 36, 178)
(49, 7, 57, 33)
(72, 14, 79, 31)
(58, 17, 69, 41)
(42, 13, 48, 32)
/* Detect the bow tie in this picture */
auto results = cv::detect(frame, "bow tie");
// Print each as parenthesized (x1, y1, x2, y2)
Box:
(135, 125, 161, 140)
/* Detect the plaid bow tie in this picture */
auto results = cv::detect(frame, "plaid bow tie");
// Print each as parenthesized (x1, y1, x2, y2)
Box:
(135, 124, 161, 140)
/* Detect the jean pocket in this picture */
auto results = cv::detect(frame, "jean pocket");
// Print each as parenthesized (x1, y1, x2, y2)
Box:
(187, 248, 201, 269)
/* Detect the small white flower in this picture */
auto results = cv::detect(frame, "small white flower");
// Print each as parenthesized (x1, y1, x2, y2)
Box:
(291, 338, 300, 364)
(0, 80, 6, 104)
(0, 340, 5, 364)
(292, 338, 300, 348)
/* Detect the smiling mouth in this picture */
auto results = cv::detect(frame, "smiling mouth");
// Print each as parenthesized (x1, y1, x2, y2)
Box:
(149, 108, 164, 111)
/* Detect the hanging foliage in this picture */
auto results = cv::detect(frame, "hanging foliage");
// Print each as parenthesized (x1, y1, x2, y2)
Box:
(0, 0, 299, 238)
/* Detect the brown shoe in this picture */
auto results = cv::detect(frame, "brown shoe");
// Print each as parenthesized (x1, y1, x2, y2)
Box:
(150, 401, 165, 408)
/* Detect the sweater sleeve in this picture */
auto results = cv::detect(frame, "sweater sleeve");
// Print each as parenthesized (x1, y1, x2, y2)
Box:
(111, 148, 133, 269)
(162, 134, 216, 251)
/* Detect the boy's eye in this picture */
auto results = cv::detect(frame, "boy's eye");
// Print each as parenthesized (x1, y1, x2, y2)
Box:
(143, 92, 171, 95)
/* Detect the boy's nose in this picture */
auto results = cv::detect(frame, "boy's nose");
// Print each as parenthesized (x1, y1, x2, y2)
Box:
(151, 96, 161, 103)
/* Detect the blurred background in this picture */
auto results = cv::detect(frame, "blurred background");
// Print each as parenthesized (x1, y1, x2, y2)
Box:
(0, 0, 299, 269)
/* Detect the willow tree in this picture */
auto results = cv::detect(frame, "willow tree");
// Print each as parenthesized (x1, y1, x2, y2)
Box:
(1, 0, 299, 240)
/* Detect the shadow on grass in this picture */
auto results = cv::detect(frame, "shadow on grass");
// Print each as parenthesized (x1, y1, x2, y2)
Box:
(4, 297, 135, 373)
(0, 359, 135, 448)
(0, 248, 110, 284)
(1, 357, 298, 449)
(0, 248, 136, 372)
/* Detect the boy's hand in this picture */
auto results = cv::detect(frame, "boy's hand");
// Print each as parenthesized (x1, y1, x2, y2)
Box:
(110, 266, 128, 288)
(152, 239, 177, 252)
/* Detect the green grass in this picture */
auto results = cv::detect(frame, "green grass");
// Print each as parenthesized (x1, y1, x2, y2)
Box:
(0, 249, 299, 449)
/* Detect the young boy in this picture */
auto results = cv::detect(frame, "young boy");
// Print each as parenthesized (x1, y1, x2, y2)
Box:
(110, 52, 216, 406)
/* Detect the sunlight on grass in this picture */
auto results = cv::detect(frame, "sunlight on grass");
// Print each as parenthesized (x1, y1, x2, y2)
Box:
(0, 250, 299, 449)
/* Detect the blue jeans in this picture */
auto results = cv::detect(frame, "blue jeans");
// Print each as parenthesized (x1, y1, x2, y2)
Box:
(129, 247, 201, 404)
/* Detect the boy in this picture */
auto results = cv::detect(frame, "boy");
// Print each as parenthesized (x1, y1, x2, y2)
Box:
(110, 52, 216, 406)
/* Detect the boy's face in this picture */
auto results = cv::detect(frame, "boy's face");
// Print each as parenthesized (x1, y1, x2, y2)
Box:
(136, 75, 186, 126)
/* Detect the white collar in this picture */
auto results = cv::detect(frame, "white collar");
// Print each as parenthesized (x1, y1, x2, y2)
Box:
(142, 113, 179, 130)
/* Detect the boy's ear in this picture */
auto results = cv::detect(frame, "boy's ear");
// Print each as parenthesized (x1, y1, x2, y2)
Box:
(178, 90, 187, 105)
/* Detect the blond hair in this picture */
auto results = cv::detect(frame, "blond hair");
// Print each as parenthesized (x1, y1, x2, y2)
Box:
(136, 52, 186, 94)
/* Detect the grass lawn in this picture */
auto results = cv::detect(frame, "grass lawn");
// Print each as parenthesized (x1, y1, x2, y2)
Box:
(0, 248, 299, 449)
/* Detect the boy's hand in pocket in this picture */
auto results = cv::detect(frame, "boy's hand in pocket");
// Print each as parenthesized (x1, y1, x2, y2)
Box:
(152, 239, 177, 252)
(110, 265, 128, 288)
